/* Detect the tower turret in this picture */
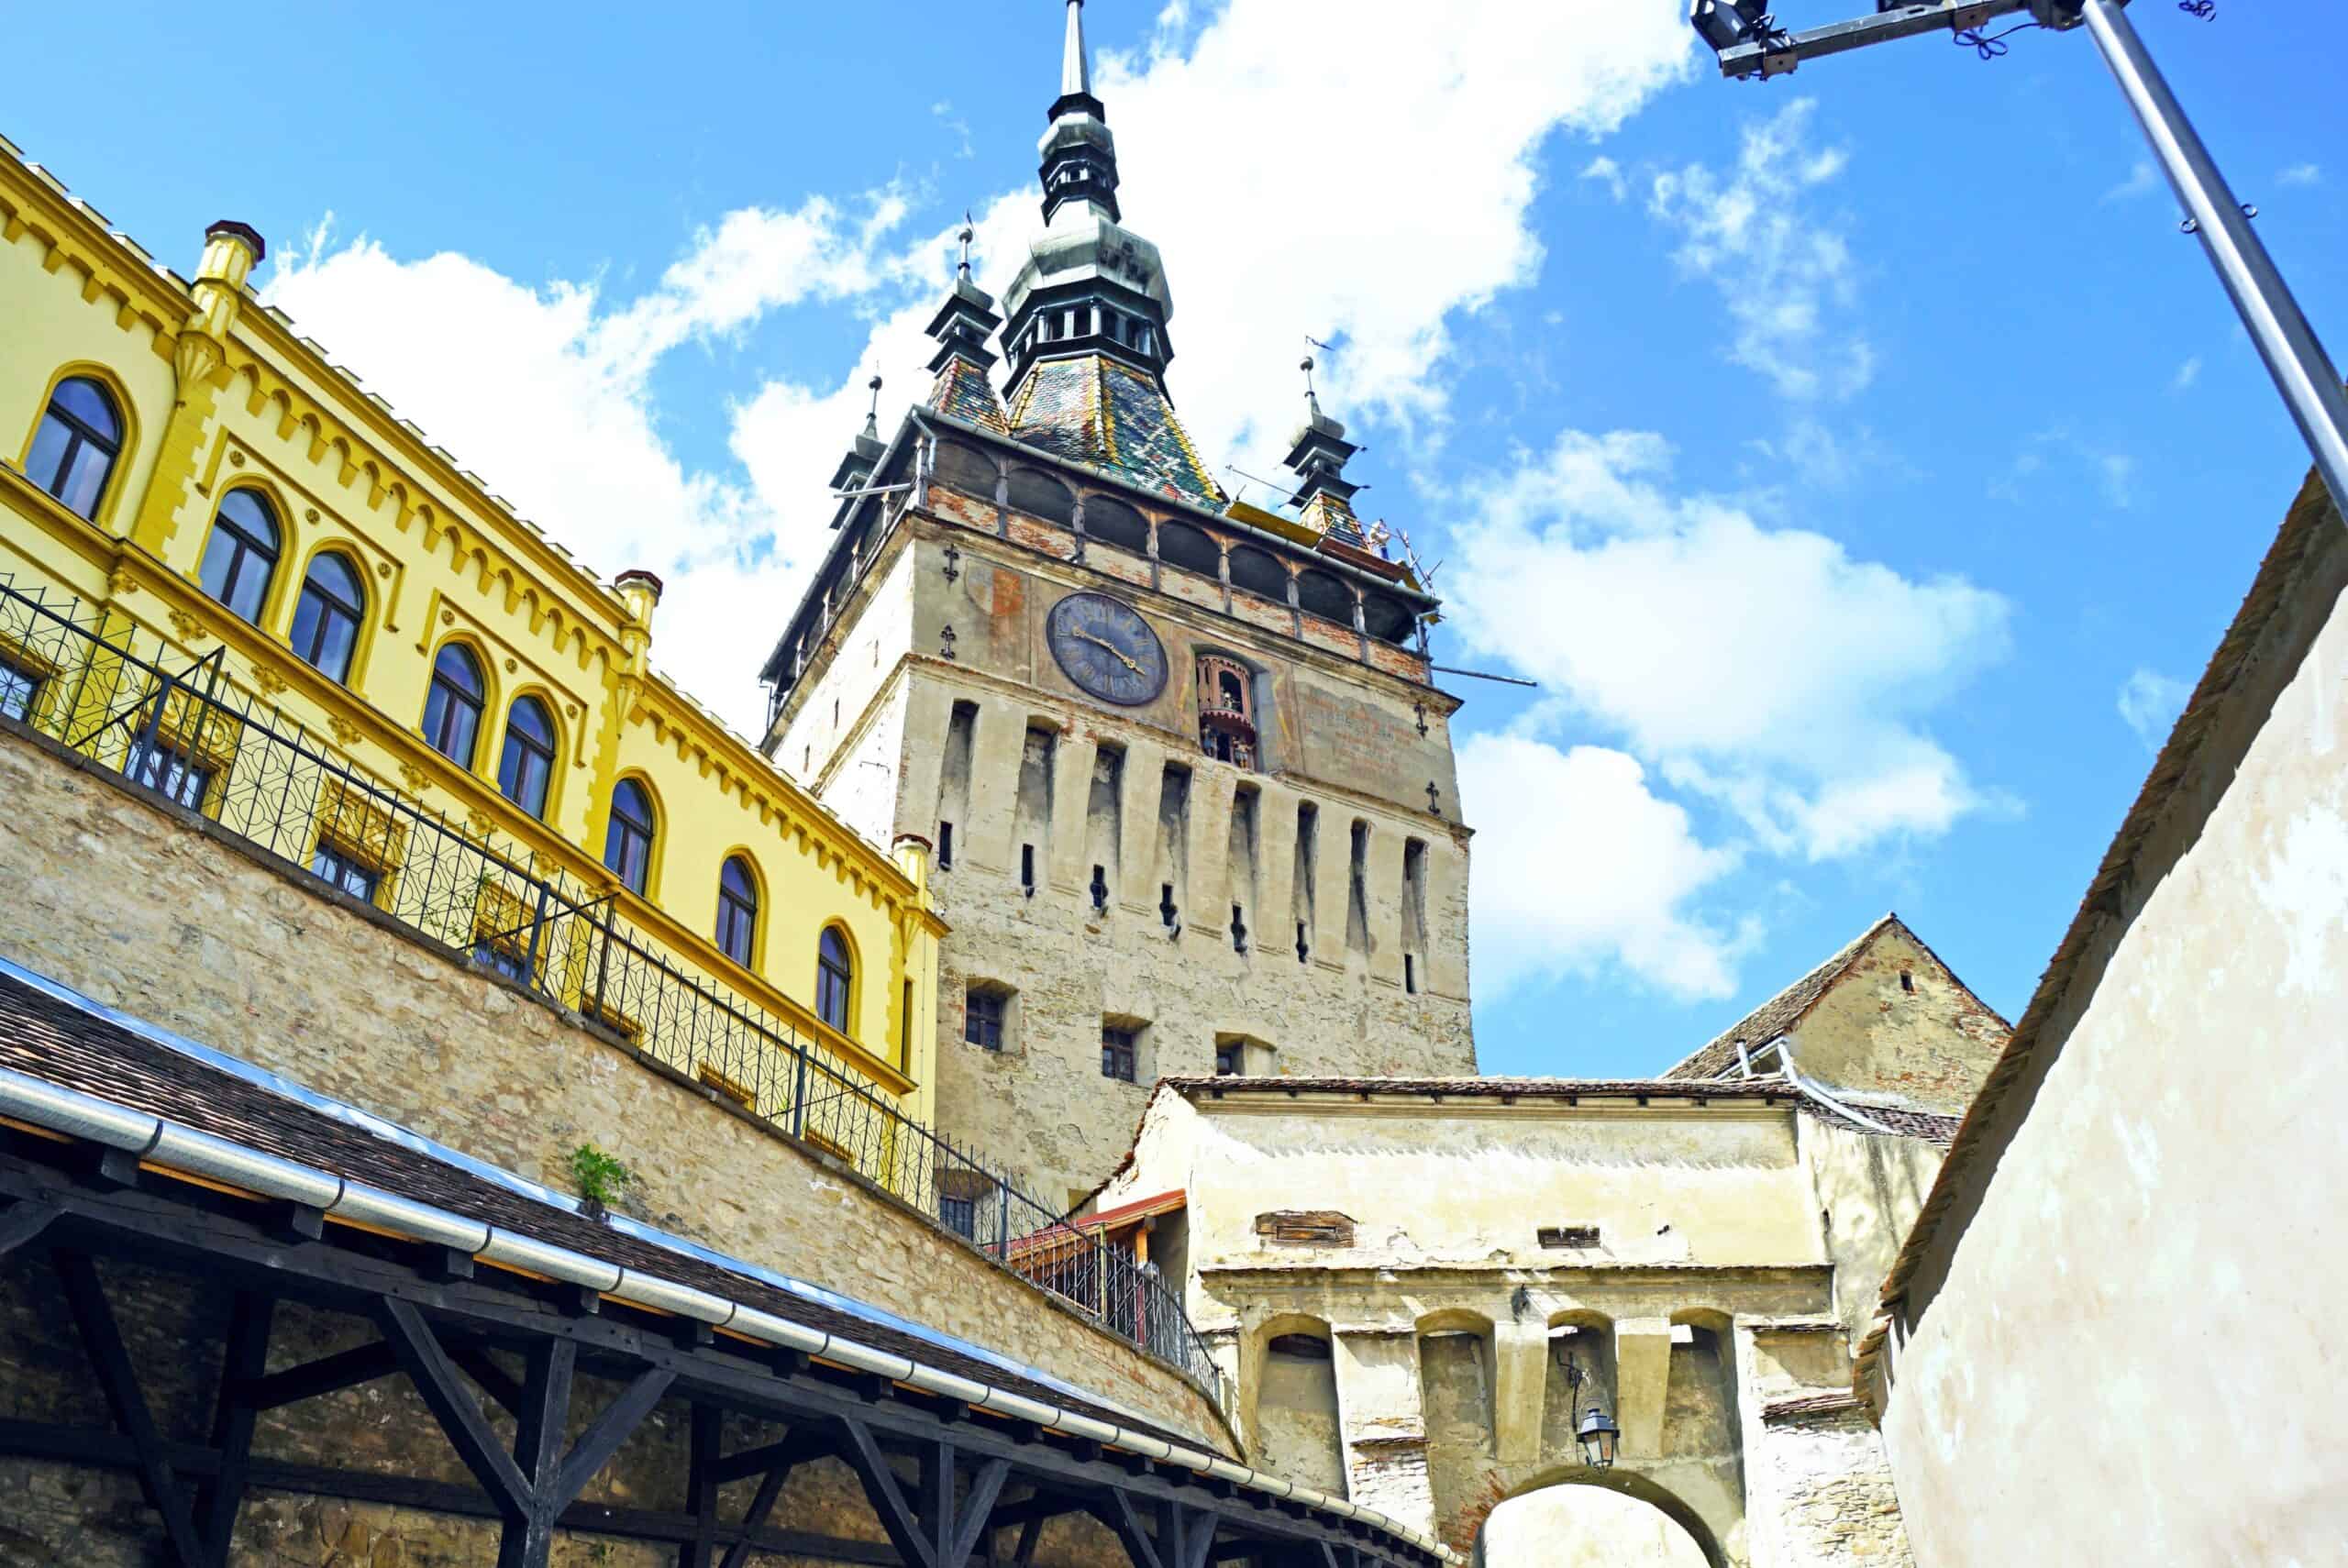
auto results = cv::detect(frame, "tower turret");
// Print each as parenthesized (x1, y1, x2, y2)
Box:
(1285, 359, 1367, 545)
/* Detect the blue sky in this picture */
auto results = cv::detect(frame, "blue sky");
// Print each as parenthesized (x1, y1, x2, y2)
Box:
(12, 2, 2342, 1077)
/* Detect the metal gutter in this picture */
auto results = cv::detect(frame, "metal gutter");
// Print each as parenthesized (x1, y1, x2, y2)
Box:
(0, 1050, 1446, 1558)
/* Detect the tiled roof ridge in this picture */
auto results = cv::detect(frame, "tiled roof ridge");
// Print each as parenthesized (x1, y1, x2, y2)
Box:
(1659, 913, 1905, 1082)
(1161, 1073, 1958, 1145)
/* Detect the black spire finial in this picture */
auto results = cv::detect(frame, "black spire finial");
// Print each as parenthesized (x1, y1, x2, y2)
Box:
(1039, 0, 1120, 224)
(957, 213, 975, 278)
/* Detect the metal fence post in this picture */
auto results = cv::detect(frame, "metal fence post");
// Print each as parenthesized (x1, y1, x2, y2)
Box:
(790, 1043, 810, 1139)
(523, 878, 554, 991)
(129, 671, 172, 791)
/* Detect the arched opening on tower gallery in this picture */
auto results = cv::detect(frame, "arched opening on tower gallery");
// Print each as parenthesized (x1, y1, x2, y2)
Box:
(1475, 1472, 1722, 1568)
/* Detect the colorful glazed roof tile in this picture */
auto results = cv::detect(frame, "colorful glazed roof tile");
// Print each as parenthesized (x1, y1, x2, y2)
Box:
(927, 355, 1008, 433)
(1007, 355, 1224, 507)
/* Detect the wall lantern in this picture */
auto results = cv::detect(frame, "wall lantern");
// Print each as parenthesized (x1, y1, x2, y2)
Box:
(1576, 1404, 1621, 1469)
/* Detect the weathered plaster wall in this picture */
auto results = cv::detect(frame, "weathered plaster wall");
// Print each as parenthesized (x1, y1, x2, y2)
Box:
(1786, 928, 2006, 1116)
(1873, 497, 2348, 1565)
(1165, 1101, 1817, 1274)
(1796, 1122, 1938, 1359)
(0, 723, 1228, 1451)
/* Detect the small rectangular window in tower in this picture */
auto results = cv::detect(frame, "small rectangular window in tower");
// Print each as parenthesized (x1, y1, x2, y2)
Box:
(1160, 883, 1180, 931)
(1899, 969, 1915, 993)
(1404, 954, 1417, 995)
(1297, 922, 1310, 964)
(937, 822, 955, 869)
(1102, 1025, 1138, 1082)
(1231, 903, 1248, 953)
(1538, 1225, 1602, 1250)
(1214, 1041, 1242, 1077)
(1091, 864, 1110, 911)
(1021, 844, 1036, 895)
(965, 987, 1005, 1051)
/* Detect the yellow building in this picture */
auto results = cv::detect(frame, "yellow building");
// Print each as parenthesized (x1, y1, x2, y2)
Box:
(0, 134, 943, 1138)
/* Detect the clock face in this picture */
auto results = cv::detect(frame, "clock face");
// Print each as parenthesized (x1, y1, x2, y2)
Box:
(1047, 591, 1168, 706)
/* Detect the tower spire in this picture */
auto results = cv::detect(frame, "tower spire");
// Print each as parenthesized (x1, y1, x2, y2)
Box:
(1039, 0, 1117, 223)
(1061, 0, 1092, 104)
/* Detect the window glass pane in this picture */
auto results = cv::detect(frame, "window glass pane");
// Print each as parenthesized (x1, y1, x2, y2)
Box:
(309, 843, 380, 902)
(0, 663, 38, 723)
(58, 443, 109, 518)
(508, 696, 552, 747)
(433, 644, 482, 699)
(316, 606, 359, 683)
(309, 553, 361, 607)
(127, 741, 210, 810)
(26, 415, 72, 498)
(499, 701, 554, 816)
(722, 857, 756, 900)
(52, 377, 117, 436)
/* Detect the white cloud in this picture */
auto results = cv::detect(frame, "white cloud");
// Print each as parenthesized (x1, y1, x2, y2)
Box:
(1581, 155, 1629, 203)
(1987, 426, 2138, 510)
(2278, 162, 2323, 188)
(262, 200, 923, 730)
(931, 101, 975, 160)
(2171, 355, 2201, 392)
(2118, 668, 2191, 751)
(2102, 160, 2159, 204)
(256, 1, 1700, 733)
(1646, 98, 1873, 402)
(1447, 429, 2010, 862)
(1082, 0, 1693, 471)
(1459, 734, 1745, 999)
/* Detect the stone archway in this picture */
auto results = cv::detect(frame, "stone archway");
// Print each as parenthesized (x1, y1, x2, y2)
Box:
(1475, 1474, 1726, 1568)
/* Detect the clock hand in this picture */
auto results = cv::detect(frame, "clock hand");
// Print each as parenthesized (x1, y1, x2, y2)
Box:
(1074, 631, 1143, 674)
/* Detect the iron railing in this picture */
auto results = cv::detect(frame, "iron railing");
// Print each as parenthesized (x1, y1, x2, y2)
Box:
(0, 575, 1220, 1394)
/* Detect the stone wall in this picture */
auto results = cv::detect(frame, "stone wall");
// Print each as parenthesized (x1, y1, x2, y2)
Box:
(796, 518, 1477, 1204)
(1746, 1410, 1911, 1565)
(0, 721, 1228, 1453)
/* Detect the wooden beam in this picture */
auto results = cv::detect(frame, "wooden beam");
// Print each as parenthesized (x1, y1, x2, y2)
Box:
(0, 1418, 905, 1562)
(198, 1290, 275, 1567)
(553, 1367, 676, 1504)
(720, 1452, 797, 1568)
(839, 1417, 939, 1568)
(0, 1198, 58, 1256)
(238, 1340, 398, 1411)
(55, 1249, 205, 1567)
(683, 1402, 721, 1568)
(378, 1297, 529, 1514)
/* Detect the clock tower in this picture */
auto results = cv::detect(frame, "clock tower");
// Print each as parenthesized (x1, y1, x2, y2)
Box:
(759, 0, 1477, 1208)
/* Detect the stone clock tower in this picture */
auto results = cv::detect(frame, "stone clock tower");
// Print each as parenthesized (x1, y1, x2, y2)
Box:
(759, 1, 1477, 1207)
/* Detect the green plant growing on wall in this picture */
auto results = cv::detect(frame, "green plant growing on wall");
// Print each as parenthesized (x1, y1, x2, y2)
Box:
(570, 1143, 635, 1218)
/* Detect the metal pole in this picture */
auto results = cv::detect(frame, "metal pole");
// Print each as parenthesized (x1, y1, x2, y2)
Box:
(2083, 0, 2348, 512)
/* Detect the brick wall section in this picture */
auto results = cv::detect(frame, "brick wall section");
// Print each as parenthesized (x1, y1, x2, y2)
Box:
(0, 723, 1229, 1452)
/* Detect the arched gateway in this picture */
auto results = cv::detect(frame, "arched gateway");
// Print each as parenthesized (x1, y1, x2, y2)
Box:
(1477, 1476, 1722, 1568)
